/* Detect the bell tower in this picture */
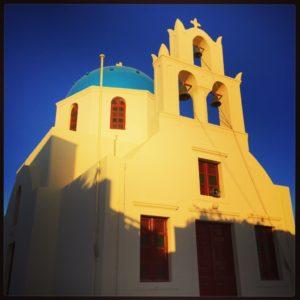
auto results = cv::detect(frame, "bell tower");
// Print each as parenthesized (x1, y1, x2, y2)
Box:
(152, 18, 245, 133)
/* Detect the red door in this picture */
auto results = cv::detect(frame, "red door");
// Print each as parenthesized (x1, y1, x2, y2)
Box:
(195, 221, 237, 296)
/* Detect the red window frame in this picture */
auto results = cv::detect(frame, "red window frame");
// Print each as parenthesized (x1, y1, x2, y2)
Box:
(255, 225, 279, 280)
(110, 97, 126, 130)
(140, 216, 169, 282)
(69, 103, 78, 131)
(198, 159, 220, 196)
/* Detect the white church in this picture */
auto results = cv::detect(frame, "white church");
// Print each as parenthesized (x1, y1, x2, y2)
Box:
(4, 18, 295, 296)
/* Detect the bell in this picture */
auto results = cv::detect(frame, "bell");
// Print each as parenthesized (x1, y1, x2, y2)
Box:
(193, 45, 203, 58)
(210, 93, 222, 107)
(179, 82, 192, 101)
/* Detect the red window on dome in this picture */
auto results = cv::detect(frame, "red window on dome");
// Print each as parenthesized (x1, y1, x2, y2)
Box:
(110, 98, 126, 129)
(198, 159, 220, 197)
(69, 103, 78, 131)
(140, 216, 169, 282)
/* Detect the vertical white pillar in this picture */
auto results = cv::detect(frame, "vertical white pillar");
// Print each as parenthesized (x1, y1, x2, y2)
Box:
(192, 87, 210, 123)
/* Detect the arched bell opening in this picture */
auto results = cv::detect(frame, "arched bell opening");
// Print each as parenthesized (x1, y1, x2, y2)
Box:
(193, 36, 210, 70)
(216, 82, 231, 129)
(178, 70, 197, 119)
(206, 81, 223, 126)
(206, 92, 220, 125)
(206, 81, 231, 128)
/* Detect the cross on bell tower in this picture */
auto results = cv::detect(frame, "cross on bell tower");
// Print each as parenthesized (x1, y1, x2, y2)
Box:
(190, 18, 201, 28)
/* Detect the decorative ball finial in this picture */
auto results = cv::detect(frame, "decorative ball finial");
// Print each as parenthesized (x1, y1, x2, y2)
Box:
(190, 18, 201, 28)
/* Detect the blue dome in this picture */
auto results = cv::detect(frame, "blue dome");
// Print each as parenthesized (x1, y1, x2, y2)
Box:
(67, 66, 154, 97)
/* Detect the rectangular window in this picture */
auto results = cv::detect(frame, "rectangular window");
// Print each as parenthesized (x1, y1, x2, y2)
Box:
(140, 216, 169, 282)
(5, 242, 15, 295)
(255, 225, 279, 280)
(198, 159, 220, 197)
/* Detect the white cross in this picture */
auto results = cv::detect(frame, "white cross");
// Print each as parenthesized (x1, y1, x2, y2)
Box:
(191, 18, 201, 28)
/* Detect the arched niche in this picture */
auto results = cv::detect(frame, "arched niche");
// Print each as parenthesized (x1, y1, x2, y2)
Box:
(206, 81, 231, 128)
(178, 70, 197, 119)
(193, 36, 211, 70)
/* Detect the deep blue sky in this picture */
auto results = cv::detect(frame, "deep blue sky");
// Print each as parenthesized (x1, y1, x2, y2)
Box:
(4, 4, 295, 216)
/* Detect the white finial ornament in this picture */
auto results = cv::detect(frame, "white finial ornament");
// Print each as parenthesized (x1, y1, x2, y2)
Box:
(116, 62, 123, 66)
(191, 18, 201, 28)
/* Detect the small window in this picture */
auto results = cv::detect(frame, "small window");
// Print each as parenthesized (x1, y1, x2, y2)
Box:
(140, 216, 169, 282)
(14, 186, 21, 225)
(69, 103, 78, 131)
(198, 159, 220, 197)
(110, 97, 126, 130)
(255, 225, 279, 280)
